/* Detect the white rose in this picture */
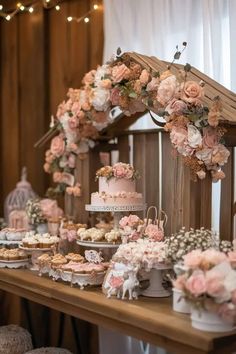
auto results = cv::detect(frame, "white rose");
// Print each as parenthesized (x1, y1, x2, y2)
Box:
(94, 64, 111, 87)
(187, 125, 202, 148)
(157, 75, 179, 106)
(91, 88, 110, 111)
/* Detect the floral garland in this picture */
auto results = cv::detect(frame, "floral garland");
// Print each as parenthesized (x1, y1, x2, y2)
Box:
(95, 162, 139, 181)
(44, 45, 230, 195)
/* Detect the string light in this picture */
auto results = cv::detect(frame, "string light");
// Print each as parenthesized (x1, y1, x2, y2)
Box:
(0, 1, 100, 23)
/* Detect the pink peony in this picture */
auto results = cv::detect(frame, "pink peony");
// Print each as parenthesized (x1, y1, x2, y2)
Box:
(181, 81, 204, 104)
(166, 99, 187, 115)
(212, 144, 230, 166)
(197, 170, 206, 179)
(202, 249, 227, 268)
(184, 250, 203, 268)
(187, 125, 202, 148)
(50, 135, 65, 157)
(112, 64, 131, 83)
(113, 163, 127, 178)
(110, 88, 121, 106)
(185, 271, 207, 296)
(196, 148, 212, 165)
(119, 216, 129, 228)
(146, 77, 159, 92)
(202, 127, 220, 148)
(205, 271, 226, 298)
(82, 70, 96, 86)
(139, 69, 150, 86)
(170, 126, 188, 146)
(157, 75, 178, 106)
(145, 224, 164, 241)
(53, 171, 63, 183)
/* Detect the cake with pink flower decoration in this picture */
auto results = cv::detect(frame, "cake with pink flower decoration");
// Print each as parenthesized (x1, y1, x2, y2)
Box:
(91, 163, 144, 207)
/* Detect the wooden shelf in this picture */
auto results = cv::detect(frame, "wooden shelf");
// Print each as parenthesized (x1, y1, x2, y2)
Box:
(0, 269, 235, 354)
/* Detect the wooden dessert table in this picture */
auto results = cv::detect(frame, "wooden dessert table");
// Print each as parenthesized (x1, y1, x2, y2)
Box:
(0, 268, 235, 354)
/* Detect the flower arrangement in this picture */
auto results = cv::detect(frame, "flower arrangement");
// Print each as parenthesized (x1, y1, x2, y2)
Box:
(119, 214, 144, 241)
(165, 227, 217, 263)
(26, 198, 63, 225)
(96, 162, 140, 181)
(113, 239, 169, 271)
(44, 44, 230, 194)
(173, 249, 236, 324)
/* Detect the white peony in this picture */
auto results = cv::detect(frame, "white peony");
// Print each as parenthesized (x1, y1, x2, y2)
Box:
(187, 125, 202, 148)
(94, 64, 111, 87)
(90, 88, 110, 111)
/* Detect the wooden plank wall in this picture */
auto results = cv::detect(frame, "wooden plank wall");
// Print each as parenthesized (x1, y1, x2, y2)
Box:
(0, 0, 104, 215)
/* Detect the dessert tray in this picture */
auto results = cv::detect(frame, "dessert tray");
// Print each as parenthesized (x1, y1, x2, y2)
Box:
(0, 259, 29, 269)
(19, 245, 54, 271)
(0, 240, 21, 245)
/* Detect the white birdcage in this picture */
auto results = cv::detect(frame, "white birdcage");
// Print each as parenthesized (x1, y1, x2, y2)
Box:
(4, 167, 37, 223)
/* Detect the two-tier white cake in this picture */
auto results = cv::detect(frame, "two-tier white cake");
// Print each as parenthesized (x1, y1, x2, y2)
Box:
(91, 163, 144, 207)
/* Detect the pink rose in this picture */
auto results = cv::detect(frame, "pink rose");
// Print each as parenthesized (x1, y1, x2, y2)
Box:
(181, 81, 204, 104)
(170, 126, 188, 146)
(139, 69, 150, 86)
(128, 215, 141, 227)
(166, 99, 187, 115)
(202, 127, 220, 148)
(43, 163, 50, 173)
(119, 216, 129, 228)
(110, 88, 121, 106)
(184, 250, 203, 269)
(50, 135, 65, 157)
(71, 102, 81, 116)
(112, 64, 131, 83)
(82, 70, 96, 86)
(56, 101, 67, 118)
(202, 249, 227, 268)
(146, 77, 159, 92)
(100, 79, 112, 89)
(129, 231, 141, 241)
(205, 271, 226, 298)
(81, 102, 91, 111)
(157, 75, 178, 106)
(39, 199, 59, 219)
(185, 271, 207, 296)
(212, 144, 230, 166)
(228, 252, 236, 268)
(145, 224, 164, 241)
(53, 171, 63, 183)
(196, 148, 212, 165)
(113, 164, 126, 178)
(68, 154, 76, 168)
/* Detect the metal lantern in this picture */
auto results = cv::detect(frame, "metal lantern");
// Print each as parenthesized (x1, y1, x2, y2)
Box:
(4, 167, 37, 224)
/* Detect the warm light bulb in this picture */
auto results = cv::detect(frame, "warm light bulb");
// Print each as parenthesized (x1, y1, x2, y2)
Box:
(0, 4, 3, 10)
(93, 4, 98, 10)
(46, 0, 50, 2)
(29, 7, 34, 13)
(55, 5, 60, 11)
(20, 5, 25, 11)
(84, 17, 89, 23)
(67, 16, 73, 22)
(5, 15, 11, 20)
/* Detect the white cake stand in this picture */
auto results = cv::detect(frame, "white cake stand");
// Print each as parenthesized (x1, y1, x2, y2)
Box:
(141, 264, 172, 298)
(19, 245, 54, 271)
(0, 240, 21, 246)
(85, 204, 146, 229)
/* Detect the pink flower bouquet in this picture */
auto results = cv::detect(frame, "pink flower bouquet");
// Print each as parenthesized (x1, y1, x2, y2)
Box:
(174, 249, 236, 325)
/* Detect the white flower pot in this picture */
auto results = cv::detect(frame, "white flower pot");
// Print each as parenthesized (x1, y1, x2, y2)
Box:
(191, 308, 234, 332)
(141, 268, 171, 297)
(36, 223, 48, 234)
(172, 288, 191, 314)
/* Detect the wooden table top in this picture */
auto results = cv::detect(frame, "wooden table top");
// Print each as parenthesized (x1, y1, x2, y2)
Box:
(0, 268, 235, 354)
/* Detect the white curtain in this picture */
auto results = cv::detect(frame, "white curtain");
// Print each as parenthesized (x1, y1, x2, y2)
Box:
(100, 1, 236, 354)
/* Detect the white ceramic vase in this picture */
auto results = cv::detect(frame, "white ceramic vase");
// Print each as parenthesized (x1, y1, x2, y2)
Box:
(141, 268, 171, 297)
(36, 223, 48, 234)
(172, 288, 191, 314)
(191, 307, 234, 332)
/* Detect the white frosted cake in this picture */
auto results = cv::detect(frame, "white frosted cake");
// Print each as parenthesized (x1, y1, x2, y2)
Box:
(91, 163, 144, 207)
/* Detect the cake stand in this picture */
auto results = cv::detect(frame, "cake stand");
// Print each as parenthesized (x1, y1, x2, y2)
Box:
(141, 264, 172, 298)
(0, 240, 21, 246)
(19, 245, 54, 271)
(85, 204, 146, 229)
(0, 259, 29, 269)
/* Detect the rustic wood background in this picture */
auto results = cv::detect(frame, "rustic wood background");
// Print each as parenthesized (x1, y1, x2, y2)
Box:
(0, 0, 103, 215)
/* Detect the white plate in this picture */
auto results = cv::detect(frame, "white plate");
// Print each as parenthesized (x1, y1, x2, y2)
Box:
(0, 259, 29, 268)
(19, 245, 53, 252)
(0, 240, 21, 245)
(77, 239, 121, 249)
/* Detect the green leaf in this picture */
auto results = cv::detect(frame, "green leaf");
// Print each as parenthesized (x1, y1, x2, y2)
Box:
(128, 92, 138, 99)
(174, 51, 181, 60)
(116, 47, 122, 56)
